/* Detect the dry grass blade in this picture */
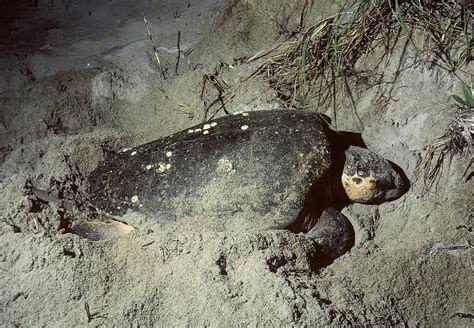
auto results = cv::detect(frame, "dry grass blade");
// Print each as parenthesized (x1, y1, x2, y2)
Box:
(249, 0, 472, 110)
(246, 0, 472, 191)
(418, 103, 473, 193)
(201, 73, 232, 120)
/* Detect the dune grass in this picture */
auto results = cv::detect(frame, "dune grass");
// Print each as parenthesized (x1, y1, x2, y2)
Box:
(249, 0, 472, 109)
(247, 0, 472, 189)
(418, 79, 473, 192)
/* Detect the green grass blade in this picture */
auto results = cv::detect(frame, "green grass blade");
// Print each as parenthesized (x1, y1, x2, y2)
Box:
(410, 0, 428, 15)
(450, 94, 469, 107)
(299, 31, 312, 101)
(391, 0, 419, 53)
(461, 80, 473, 101)
(468, 98, 474, 108)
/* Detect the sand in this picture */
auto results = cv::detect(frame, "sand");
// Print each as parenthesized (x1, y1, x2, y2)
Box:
(1, 0, 472, 326)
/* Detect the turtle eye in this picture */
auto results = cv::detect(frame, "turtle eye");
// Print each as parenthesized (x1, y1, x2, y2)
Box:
(356, 166, 368, 178)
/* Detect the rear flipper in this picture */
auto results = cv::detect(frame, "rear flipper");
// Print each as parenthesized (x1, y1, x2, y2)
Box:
(71, 219, 134, 241)
(306, 207, 354, 263)
(26, 184, 134, 241)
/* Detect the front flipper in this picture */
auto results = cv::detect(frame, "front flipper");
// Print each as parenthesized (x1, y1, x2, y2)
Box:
(71, 219, 134, 241)
(306, 207, 354, 263)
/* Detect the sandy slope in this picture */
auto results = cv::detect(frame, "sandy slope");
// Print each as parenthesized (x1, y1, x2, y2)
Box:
(1, 0, 472, 326)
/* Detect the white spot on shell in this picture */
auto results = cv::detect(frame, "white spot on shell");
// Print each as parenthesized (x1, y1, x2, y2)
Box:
(157, 163, 167, 173)
(203, 123, 211, 130)
(188, 129, 194, 133)
(131, 195, 139, 203)
(166, 151, 173, 157)
(166, 163, 171, 169)
(217, 157, 234, 173)
(232, 111, 243, 115)
(210, 122, 217, 127)
(241, 112, 249, 116)
(131, 151, 137, 156)
(122, 148, 131, 152)
(195, 128, 202, 132)
(203, 130, 209, 135)
(145, 164, 153, 170)
(241, 125, 249, 130)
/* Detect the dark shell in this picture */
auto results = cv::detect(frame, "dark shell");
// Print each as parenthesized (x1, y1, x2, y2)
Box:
(88, 109, 332, 230)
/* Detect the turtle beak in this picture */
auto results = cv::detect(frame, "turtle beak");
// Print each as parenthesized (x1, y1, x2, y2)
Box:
(382, 161, 410, 201)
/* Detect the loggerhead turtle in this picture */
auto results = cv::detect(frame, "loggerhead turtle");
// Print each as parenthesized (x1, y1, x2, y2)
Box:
(76, 109, 408, 261)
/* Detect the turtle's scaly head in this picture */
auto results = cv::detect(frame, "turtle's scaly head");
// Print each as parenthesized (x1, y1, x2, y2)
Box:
(341, 146, 408, 204)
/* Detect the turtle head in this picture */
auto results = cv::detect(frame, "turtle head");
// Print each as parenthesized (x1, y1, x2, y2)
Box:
(341, 146, 408, 204)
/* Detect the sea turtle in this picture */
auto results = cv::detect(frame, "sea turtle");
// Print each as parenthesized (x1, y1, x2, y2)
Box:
(77, 109, 408, 261)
